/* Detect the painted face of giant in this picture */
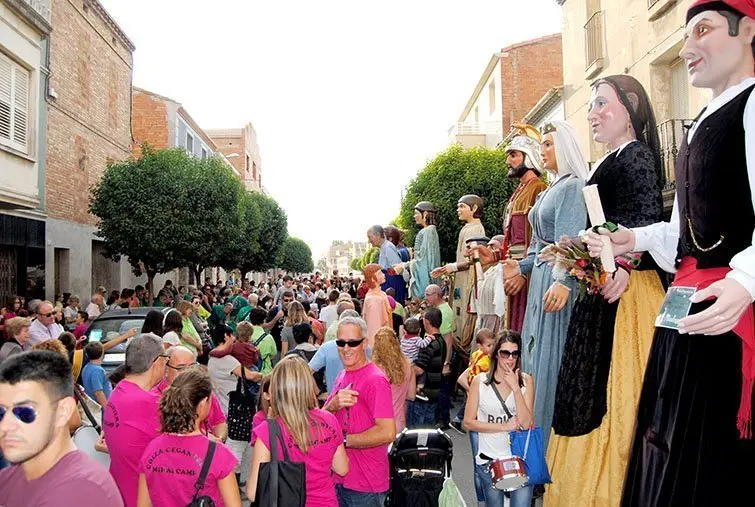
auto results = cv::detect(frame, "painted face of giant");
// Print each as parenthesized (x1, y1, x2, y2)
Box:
(681, 11, 755, 92)
(587, 83, 633, 146)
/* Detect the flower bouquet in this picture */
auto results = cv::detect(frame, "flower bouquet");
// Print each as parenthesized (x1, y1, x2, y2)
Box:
(547, 239, 608, 300)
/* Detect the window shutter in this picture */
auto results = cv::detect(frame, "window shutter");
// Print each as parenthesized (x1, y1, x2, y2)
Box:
(12, 65, 29, 150)
(0, 56, 12, 143)
(0, 53, 30, 153)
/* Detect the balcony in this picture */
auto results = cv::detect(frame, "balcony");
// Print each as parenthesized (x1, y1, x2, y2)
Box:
(448, 121, 503, 148)
(648, 0, 678, 21)
(584, 11, 605, 79)
(19, 0, 51, 23)
(657, 119, 692, 190)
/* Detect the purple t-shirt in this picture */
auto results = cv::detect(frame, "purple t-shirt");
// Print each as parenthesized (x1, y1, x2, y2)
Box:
(326, 362, 394, 493)
(138, 434, 237, 507)
(103, 379, 161, 507)
(253, 409, 343, 507)
(251, 410, 266, 444)
(0, 450, 123, 507)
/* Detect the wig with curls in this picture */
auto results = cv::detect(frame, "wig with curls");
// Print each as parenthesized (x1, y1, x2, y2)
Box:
(363, 263, 382, 289)
(372, 326, 407, 385)
(159, 366, 212, 434)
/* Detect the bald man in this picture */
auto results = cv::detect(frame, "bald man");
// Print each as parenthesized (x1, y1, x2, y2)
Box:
(152, 346, 227, 441)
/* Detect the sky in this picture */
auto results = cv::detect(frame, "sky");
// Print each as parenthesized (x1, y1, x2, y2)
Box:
(98, 0, 562, 261)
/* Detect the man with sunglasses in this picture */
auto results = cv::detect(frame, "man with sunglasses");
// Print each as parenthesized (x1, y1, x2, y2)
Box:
(0, 351, 123, 506)
(151, 346, 227, 441)
(103, 333, 167, 507)
(324, 316, 395, 507)
(27, 300, 64, 350)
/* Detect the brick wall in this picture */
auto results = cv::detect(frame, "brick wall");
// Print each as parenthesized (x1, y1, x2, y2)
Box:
(131, 91, 170, 156)
(500, 34, 563, 130)
(211, 134, 246, 175)
(46, 0, 134, 225)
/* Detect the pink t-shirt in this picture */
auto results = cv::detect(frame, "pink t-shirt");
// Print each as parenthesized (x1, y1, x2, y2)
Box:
(390, 361, 412, 433)
(252, 409, 343, 507)
(138, 434, 237, 507)
(0, 450, 123, 507)
(103, 379, 161, 507)
(152, 378, 227, 435)
(326, 362, 394, 493)
(251, 410, 266, 444)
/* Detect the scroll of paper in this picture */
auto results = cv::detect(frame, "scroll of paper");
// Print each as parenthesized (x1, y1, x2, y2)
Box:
(582, 185, 616, 273)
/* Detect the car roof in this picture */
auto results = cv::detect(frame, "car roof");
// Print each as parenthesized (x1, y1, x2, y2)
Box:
(94, 307, 172, 320)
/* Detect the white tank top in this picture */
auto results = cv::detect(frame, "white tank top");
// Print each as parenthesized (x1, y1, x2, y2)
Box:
(475, 372, 525, 465)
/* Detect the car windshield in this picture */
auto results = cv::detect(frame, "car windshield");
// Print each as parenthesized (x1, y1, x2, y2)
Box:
(88, 318, 145, 344)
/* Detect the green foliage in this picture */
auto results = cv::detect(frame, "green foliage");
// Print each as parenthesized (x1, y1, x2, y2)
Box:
(247, 193, 288, 272)
(278, 237, 314, 274)
(396, 144, 517, 262)
(316, 258, 327, 273)
(351, 246, 379, 272)
(349, 258, 362, 273)
(89, 147, 199, 287)
(90, 146, 289, 294)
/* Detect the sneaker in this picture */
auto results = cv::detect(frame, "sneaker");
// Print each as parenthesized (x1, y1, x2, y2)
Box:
(449, 420, 466, 434)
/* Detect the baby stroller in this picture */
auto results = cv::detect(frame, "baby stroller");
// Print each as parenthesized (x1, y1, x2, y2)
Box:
(386, 428, 454, 507)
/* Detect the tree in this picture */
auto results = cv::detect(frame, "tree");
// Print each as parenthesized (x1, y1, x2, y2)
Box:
(349, 258, 362, 273)
(179, 154, 245, 285)
(278, 237, 314, 274)
(89, 147, 199, 303)
(395, 144, 517, 262)
(217, 191, 262, 277)
(246, 193, 288, 272)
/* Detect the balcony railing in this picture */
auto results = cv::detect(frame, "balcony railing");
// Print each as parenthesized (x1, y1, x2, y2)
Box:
(584, 11, 605, 71)
(657, 119, 693, 190)
(22, 0, 51, 22)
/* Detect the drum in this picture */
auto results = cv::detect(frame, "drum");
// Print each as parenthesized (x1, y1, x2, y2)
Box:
(489, 455, 528, 491)
(73, 425, 110, 469)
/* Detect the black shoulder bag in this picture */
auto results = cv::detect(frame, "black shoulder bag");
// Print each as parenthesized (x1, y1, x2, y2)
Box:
(188, 439, 216, 507)
(227, 366, 255, 442)
(253, 418, 306, 507)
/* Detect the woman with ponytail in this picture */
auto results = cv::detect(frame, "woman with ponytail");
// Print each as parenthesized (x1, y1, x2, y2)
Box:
(136, 367, 241, 507)
(247, 356, 349, 506)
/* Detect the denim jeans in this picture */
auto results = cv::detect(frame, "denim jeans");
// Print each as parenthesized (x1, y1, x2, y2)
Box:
(336, 485, 387, 507)
(408, 399, 437, 428)
(468, 431, 485, 502)
(474, 462, 533, 507)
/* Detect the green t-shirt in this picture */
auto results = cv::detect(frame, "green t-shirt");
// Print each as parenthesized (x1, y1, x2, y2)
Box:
(438, 302, 455, 336)
(324, 320, 338, 342)
(252, 326, 277, 376)
(393, 302, 405, 319)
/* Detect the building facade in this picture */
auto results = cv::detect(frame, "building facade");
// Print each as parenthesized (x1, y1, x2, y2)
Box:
(42, 0, 141, 302)
(0, 0, 51, 303)
(325, 241, 369, 277)
(449, 34, 564, 148)
(207, 124, 263, 193)
(558, 0, 703, 201)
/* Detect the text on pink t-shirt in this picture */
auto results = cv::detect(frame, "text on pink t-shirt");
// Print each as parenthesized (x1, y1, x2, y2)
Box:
(139, 434, 237, 507)
(103, 379, 161, 507)
(152, 378, 227, 436)
(252, 409, 343, 507)
(326, 362, 394, 493)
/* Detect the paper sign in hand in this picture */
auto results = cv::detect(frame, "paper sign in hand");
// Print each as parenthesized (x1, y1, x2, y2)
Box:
(582, 185, 616, 273)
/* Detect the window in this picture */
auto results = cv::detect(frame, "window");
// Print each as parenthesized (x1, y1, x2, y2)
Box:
(488, 80, 496, 114)
(186, 132, 194, 153)
(670, 58, 689, 120)
(201, 147, 207, 159)
(0, 53, 30, 153)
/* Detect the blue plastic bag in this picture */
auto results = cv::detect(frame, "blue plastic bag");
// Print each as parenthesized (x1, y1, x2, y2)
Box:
(509, 426, 552, 486)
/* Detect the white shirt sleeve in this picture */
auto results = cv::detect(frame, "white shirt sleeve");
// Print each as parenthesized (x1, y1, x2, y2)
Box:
(632, 197, 679, 274)
(726, 89, 755, 300)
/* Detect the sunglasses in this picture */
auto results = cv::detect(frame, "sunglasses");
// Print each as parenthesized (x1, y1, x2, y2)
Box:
(39, 312, 54, 318)
(336, 337, 367, 348)
(0, 405, 38, 424)
(498, 349, 521, 359)
(167, 362, 198, 371)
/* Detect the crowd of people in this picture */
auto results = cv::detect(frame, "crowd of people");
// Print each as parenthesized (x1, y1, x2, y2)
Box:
(1, 1, 755, 506)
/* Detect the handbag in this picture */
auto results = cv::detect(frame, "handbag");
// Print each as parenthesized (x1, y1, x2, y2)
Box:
(253, 418, 306, 507)
(490, 381, 551, 486)
(227, 367, 255, 442)
(188, 439, 217, 507)
(509, 426, 551, 486)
